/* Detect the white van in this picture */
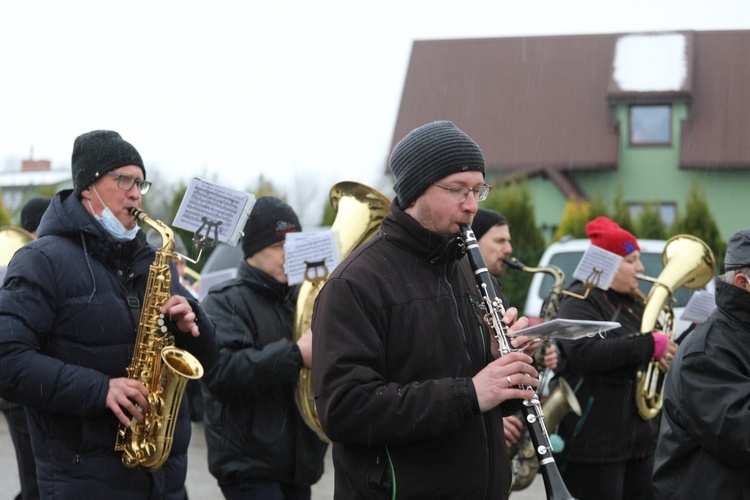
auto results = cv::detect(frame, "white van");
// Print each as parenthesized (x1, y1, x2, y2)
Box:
(522, 237, 716, 337)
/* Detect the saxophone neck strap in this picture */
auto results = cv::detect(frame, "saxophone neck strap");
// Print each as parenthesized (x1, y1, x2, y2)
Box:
(115, 279, 141, 328)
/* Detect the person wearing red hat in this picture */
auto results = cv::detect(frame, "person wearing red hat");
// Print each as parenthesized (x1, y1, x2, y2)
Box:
(551, 216, 677, 500)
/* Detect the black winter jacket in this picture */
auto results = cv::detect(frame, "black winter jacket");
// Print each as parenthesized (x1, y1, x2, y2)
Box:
(311, 203, 520, 500)
(0, 190, 218, 499)
(555, 282, 660, 463)
(201, 262, 328, 488)
(653, 280, 750, 499)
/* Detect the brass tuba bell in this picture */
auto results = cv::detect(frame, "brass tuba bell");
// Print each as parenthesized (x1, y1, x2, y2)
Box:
(293, 181, 390, 442)
(635, 234, 716, 420)
(0, 226, 34, 266)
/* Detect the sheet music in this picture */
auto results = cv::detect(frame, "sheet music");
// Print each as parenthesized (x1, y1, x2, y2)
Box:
(172, 178, 255, 246)
(284, 230, 340, 285)
(572, 245, 622, 290)
(680, 290, 717, 323)
(511, 318, 621, 341)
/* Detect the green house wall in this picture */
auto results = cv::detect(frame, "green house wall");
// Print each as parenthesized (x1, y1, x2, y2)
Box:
(527, 103, 749, 243)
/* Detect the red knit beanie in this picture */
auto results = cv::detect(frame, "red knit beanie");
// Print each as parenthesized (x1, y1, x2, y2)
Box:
(585, 216, 640, 257)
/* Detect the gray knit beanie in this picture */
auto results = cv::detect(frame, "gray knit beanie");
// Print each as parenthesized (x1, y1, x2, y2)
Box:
(72, 130, 145, 197)
(389, 121, 485, 209)
(472, 209, 508, 240)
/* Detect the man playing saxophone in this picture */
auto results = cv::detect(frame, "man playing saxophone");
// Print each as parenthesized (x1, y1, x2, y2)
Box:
(0, 130, 217, 499)
(473, 208, 560, 492)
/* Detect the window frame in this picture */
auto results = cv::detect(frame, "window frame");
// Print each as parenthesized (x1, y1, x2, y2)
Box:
(629, 104, 673, 147)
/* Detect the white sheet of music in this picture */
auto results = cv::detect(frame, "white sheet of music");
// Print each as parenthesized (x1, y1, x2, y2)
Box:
(284, 230, 339, 285)
(172, 177, 255, 246)
(572, 245, 622, 290)
(680, 290, 717, 323)
(512, 318, 621, 341)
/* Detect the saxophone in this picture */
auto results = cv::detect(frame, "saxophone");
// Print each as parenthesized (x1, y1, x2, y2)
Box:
(505, 257, 580, 491)
(114, 208, 205, 471)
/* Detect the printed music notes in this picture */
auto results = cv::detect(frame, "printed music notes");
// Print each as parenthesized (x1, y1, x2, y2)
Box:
(572, 245, 623, 291)
(284, 231, 339, 285)
(173, 178, 255, 247)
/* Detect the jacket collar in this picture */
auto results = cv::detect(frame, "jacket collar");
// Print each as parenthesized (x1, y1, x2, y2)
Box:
(38, 189, 147, 267)
(237, 260, 292, 303)
(715, 279, 750, 327)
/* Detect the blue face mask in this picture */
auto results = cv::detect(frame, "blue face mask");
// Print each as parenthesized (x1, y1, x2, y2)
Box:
(88, 186, 140, 241)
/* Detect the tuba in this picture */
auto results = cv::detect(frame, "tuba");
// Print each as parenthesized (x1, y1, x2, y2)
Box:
(635, 234, 715, 420)
(293, 182, 390, 442)
(114, 208, 205, 471)
(505, 257, 581, 491)
(0, 226, 34, 265)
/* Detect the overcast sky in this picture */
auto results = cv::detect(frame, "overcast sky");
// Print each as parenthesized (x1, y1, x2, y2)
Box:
(2, 0, 748, 207)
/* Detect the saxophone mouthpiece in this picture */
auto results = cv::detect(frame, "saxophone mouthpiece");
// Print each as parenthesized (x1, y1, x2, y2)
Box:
(504, 257, 526, 271)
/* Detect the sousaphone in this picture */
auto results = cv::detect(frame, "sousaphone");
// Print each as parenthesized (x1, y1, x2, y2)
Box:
(293, 181, 390, 442)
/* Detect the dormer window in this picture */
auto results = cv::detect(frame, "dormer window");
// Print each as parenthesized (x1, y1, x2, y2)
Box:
(630, 104, 671, 145)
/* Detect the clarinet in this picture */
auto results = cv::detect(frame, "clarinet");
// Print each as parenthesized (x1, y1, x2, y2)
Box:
(460, 224, 576, 500)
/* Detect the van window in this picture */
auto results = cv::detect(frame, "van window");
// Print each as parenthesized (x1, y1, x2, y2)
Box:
(538, 251, 696, 308)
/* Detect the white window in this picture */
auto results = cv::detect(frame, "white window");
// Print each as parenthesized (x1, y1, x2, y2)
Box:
(630, 105, 671, 145)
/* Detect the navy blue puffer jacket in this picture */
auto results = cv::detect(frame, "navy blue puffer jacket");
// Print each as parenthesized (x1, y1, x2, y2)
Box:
(0, 189, 217, 499)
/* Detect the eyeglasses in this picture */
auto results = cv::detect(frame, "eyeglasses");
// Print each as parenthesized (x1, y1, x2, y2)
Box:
(107, 172, 152, 195)
(432, 183, 492, 203)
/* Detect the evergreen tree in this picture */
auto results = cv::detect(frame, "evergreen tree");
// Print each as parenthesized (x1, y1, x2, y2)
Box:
(673, 179, 725, 272)
(554, 196, 589, 241)
(612, 183, 635, 233)
(587, 190, 609, 222)
(321, 197, 336, 226)
(482, 180, 545, 308)
(636, 203, 668, 240)
(0, 189, 11, 227)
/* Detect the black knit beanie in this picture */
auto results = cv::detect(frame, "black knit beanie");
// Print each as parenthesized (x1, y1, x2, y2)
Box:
(71, 130, 145, 197)
(242, 196, 302, 259)
(389, 120, 485, 209)
(20, 196, 52, 234)
(472, 209, 508, 240)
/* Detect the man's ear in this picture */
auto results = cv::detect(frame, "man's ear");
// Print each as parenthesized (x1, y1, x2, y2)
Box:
(80, 186, 92, 200)
(733, 273, 749, 290)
